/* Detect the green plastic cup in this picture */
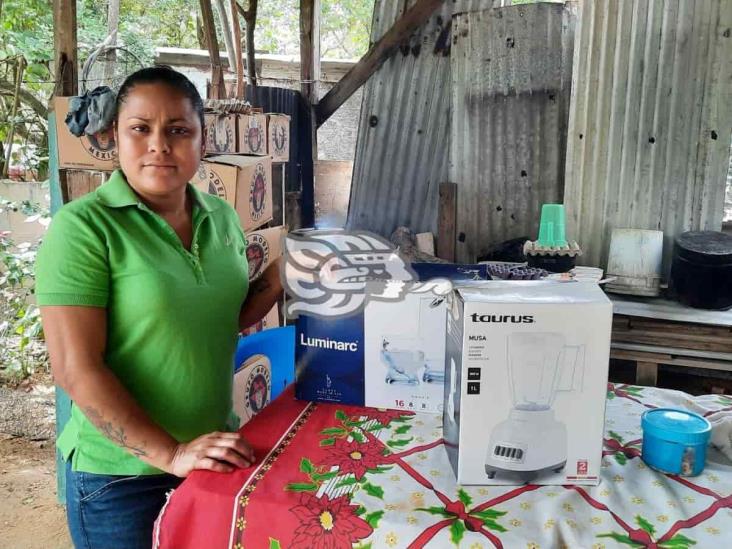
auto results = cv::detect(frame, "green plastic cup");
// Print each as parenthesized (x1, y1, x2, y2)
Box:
(536, 204, 568, 248)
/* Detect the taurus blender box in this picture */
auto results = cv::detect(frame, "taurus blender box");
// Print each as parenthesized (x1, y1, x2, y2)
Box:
(443, 281, 611, 485)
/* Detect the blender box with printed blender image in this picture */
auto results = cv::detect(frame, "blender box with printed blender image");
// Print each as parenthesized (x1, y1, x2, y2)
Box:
(443, 281, 612, 485)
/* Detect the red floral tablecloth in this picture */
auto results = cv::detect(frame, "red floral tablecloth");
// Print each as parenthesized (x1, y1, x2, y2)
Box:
(154, 384, 732, 549)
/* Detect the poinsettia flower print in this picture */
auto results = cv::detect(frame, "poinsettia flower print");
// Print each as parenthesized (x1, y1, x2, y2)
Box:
(323, 437, 390, 479)
(289, 493, 373, 549)
(364, 408, 414, 427)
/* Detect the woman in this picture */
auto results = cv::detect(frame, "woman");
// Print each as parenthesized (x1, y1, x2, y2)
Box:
(36, 67, 283, 548)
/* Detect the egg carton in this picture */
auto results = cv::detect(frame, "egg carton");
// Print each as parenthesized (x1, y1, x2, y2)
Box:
(523, 239, 583, 257)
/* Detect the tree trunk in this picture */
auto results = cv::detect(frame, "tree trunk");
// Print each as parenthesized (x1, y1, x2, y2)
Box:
(198, 0, 226, 99)
(3, 58, 25, 178)
(196, 15, 207, 50)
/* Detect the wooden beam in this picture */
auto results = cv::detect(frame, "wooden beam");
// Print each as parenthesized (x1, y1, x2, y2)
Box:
(199, 0, 226, 99)
(437, 182, 457, 262)
(300, 0, 320, 106)
(314, 0, 442, 127)
(53, 0, 78, 96)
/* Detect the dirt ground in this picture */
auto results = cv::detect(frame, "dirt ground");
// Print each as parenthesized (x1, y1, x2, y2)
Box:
(0, 368, 71, 549)
(0, 435, 71, 549)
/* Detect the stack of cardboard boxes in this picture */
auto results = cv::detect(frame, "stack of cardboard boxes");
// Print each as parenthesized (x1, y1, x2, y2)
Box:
(53, 96, 291, 335)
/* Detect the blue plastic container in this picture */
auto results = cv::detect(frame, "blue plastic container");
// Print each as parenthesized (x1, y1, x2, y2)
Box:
(641, 408, 712, 476)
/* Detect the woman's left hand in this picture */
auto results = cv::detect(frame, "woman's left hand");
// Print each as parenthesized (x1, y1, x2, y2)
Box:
(165, 431, 256, 477)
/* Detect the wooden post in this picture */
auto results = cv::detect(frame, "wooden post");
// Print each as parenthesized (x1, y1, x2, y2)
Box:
(300, 0, 320, 106)
(214, 0, 236, 77)
(636, 361, 659, 387)
(53, 0, 78, 97)
(199, 0, 226, 99)
(229, 0, 245, 96)
(437, 182, 457, 262)
(236, 0, 259, 89)
(51, 0, 78, 504)
(299, 0, 320, 230)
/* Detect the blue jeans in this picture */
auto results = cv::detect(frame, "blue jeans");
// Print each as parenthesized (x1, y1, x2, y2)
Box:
(65, 460, 182, 549)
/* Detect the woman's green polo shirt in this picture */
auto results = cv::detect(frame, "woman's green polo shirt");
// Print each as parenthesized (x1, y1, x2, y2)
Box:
(35, 170, 249, 475)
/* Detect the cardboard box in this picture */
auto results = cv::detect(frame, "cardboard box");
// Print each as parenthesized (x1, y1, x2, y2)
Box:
(192, 155, 273, 231)
(233, 326, 296, 427)
(205, 113, 238, 154)
(294, 262, 489, 413)
(237, 113, 268, 155)
(443, 281, 612, 485)
(267, 114, 291, 162)
(54, 97, 117, 170)
(295, 286, 449, 414)
(246, 225, 286, 281)
(241, 304, 280, 336)
(233, 353, 272, 426)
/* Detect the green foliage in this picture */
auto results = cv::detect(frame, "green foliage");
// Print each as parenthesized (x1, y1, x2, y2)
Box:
(256, 0, 374, 58)
(0, 197, 49, 382)
(0, 0, 373, 176)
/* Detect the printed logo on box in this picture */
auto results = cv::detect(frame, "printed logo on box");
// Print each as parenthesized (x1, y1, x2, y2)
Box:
(246, 233, 270, 280)
(577, 460, 588, 475)
(245, 360, 271, 417)
(199, 164, 227, 200)
(272, 123, 287, 154)
(249, 164, 268, 220)
(316, 371, 343, 402)
(245, 118, 264, 153)
(81, 129, 116, 161)
(284, 230, 454, 319)
(209, 116, 234, 152)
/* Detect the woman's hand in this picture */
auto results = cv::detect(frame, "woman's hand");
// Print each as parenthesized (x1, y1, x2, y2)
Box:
(166, 432, 255, 477)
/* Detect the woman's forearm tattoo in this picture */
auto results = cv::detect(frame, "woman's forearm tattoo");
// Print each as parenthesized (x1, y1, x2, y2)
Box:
(83, 406, 149, 458)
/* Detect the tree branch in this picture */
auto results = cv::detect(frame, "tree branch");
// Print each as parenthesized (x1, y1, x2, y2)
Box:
(0, 81, 48, 119)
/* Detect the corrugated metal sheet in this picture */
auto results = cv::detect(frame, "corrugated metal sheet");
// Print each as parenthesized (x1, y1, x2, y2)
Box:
(726, 146, 732, 221)
(564, 0, 732, 272)
(347, 0, 490, 236)
(450, 2, 578, 262)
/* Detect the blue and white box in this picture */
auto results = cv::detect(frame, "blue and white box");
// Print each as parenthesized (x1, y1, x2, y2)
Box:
(295, 264, 487, 413)
(296, 288, 448, 413)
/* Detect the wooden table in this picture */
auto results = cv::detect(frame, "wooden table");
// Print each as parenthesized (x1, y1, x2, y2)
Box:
(609, 294, 732, 386)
